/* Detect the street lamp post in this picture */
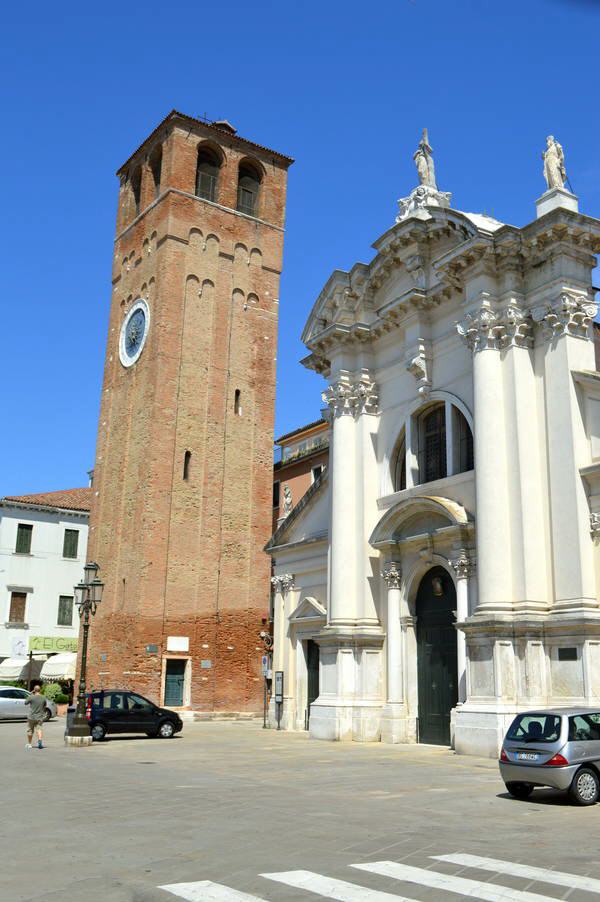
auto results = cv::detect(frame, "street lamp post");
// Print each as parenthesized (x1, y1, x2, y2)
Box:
(65, 562, 104, 747)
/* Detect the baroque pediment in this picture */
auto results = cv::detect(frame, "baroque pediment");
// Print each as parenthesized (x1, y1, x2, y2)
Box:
(289, 596, 327, 623)
(301, 208, 490, 368)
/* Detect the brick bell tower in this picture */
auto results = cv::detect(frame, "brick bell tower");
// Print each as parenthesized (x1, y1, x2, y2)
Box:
(85, 111, 292, 713)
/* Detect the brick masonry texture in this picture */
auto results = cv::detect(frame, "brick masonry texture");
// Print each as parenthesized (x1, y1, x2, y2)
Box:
(84, 114, 291, 713)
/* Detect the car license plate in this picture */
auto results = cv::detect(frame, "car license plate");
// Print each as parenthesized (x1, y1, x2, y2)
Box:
(517, 752, 539, 761)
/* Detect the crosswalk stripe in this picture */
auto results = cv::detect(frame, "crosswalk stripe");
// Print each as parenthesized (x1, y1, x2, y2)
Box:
(434, 853, 600, 894)
(352, 860, 557, 902)
(261, 869, 417, 901)
(159, 881, 268, 901)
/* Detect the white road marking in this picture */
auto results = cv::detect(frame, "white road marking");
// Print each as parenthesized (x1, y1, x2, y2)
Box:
(434, 853, 600, 893)
(352, 860, 557, 901)
(261, 869, 417, 901)
(159, 881, 267, 901)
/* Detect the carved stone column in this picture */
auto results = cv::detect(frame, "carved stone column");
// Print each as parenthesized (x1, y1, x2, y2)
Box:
(383, 562, 403, 704)
(531, 291, 598, 611)
(500, 301, 549, 612)
(380, 562, 409, 743)
(269, 574, 294, 730)
(270, 574, 294, 674)
(322, 373, 378, 626)
(451, 553, 475, 703)
(457, 295, 512, 612)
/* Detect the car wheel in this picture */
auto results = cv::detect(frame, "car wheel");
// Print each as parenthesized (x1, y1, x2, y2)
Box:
(44, 708, 53, 722)
(91, 722, 106, 742)
(158, 720, 175, 739)
(569, 767, 600, 806)
(505, 782, 534, 799)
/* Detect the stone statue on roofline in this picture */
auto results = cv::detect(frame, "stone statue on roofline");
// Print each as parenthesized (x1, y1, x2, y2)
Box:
(413, 128, 437, 189)
(542, 135, 567, 191)
(396, 128, 451, 222)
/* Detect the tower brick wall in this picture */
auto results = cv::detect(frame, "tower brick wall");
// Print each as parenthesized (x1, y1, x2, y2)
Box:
(85, 111, 292, 713)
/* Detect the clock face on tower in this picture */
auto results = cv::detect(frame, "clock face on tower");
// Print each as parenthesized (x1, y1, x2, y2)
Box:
(119, 299, 150, 367)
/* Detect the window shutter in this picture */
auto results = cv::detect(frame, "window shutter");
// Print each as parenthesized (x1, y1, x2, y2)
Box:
(15, 524, 32, 554)
(63, 529, 79, 559)
(57, 595, 74, 626)
(9, 592, 26, 623)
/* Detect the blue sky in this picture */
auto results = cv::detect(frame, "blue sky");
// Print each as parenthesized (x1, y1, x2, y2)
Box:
(1, 0, 598, 495)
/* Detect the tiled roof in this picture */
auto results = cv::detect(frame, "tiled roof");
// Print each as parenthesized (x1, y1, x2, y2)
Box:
(2, 488, 93, 512)
(275, 418, 328, 445)
(117, 109, 294, 175)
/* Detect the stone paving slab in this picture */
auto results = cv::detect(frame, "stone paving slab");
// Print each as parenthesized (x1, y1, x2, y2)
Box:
(1, 719, 598, 901)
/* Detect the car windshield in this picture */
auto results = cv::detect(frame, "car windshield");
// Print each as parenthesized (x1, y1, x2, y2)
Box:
(506, 713, 562, 743)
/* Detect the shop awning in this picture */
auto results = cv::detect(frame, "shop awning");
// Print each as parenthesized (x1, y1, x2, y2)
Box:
(0, 656, 44, 680)
(40, 652, 77, 681)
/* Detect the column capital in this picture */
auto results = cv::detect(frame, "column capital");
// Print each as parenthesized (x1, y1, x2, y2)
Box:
(271, 574, 294, 594)
(451, 552, 476, 580)
(532, 292, 597, 341)
(501, 303, 534, 349)
(457, 296, 502, 352)
(382, 561, 402, 589)
(322, 372, 378, 418)
(457, 297, 534, 352)
(591, 513, 600, 541)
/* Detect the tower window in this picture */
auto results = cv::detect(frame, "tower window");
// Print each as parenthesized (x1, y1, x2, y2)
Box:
(196, 146, 221, 202)
(131, 167, 142, 216)
(150, 145, 162, 199)
(183, 450, 191, 480)
(311, 465, 323, 483)
(234, 389, 242, 416)
(237, 162, 261, 217)
(273, 480, 280, 508)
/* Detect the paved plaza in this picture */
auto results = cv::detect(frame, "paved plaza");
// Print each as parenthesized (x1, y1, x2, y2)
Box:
(2, 719, 600, 901)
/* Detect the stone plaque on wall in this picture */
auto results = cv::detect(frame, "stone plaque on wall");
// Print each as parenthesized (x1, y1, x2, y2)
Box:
(167, 636, 189, 652)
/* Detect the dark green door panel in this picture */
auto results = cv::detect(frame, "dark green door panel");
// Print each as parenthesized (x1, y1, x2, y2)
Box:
(306, 640, 320, 728)
(416, 567, 457, 745)
(164, 659, 186, 707)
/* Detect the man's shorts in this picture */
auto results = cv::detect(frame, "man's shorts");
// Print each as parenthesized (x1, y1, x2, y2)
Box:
(27, 719, 43, 731)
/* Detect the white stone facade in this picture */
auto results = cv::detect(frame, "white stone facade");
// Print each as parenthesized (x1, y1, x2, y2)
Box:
(268, 179, 600, 757)
(0, 499, 89, 662)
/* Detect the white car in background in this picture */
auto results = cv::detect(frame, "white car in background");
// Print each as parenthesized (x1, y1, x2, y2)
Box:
(0, 686, 57, 721)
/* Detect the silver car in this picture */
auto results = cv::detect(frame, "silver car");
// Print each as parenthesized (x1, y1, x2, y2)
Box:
(0, 687, 57, 721)
(500, 708, 600, 805)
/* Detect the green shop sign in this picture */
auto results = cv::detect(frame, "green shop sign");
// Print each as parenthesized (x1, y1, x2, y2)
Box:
(29, 636, 78, 653)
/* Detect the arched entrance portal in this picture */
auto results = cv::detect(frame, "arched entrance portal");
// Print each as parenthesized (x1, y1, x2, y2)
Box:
(416, 566, 457, 745)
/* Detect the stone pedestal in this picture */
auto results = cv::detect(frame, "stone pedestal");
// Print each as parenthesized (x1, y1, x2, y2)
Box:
(536, 187, 579, 218)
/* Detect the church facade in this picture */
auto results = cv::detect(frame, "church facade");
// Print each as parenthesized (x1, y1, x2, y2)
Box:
(268, 133, 600, 757)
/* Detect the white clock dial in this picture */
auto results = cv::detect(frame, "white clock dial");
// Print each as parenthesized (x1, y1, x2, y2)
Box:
(119, 299, 150, 367)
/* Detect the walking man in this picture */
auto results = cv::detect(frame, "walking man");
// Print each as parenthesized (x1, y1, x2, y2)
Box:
(25, 685, 46, 750)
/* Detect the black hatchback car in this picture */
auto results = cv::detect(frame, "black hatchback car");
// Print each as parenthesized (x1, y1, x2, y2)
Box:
(85, 690, 183, 741)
